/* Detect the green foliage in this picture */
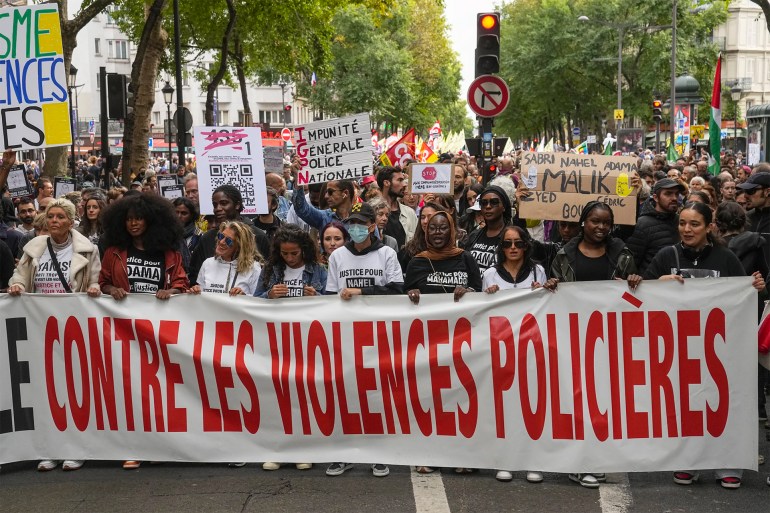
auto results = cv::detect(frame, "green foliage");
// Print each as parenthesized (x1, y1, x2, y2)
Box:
(495, 0, 728, 141)
(298, 0, 470, 135)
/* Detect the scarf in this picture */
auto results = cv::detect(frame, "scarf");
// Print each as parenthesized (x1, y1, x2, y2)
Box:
(416, 211, 464, 261)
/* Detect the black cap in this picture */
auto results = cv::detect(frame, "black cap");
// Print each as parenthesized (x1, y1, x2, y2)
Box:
(346, 201, 375, 223)
(737, 172, 770, 190)
(652, 178, 685, 194)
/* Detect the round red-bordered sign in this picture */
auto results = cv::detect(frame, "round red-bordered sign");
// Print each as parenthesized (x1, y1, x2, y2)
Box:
(280, 127, 292, 142)
(467, 75, 510, 118)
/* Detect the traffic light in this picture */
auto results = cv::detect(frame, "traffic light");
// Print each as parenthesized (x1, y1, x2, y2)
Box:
(283, 104, 292, 124)
(652, 99, 662, 122)
(107, 73, 127, 120)
(475, 12, 500, 77)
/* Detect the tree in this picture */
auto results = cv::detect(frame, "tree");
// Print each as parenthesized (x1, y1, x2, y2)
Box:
(495, 0, 727, 145)
(750, 0, 770, 34)
(43, 0, 117, 178)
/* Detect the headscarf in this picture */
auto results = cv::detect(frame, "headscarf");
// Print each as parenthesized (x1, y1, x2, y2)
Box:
(416, 211, 464, 261)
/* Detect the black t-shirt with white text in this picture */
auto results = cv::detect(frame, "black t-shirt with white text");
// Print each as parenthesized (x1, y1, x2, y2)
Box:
(127, 246, 164, 293)
(405, 251, 482, 294)
(469, 230, 501, 272)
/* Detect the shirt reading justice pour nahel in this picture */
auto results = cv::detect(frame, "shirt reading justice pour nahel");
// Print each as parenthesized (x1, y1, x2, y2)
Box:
(282, 265, 306, 297)
(126, 246, 164, 293)
(326, 245, 402, 293)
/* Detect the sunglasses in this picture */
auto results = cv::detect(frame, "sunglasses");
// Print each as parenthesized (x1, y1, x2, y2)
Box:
(216, 231, 234, 247)
(325, 188, 339, 195)
(479, 198, 501, 208)
(501, 239, 528, 249)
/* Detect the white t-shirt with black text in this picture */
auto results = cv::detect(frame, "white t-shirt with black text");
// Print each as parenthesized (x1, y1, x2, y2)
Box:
(282, 265, 306, 297)
(197, 257, 262, 295)
(34, 243, 73, 293)
(326, 244, 403, 293)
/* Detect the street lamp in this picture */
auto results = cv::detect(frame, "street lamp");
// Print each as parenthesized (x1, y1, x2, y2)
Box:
(731, 84, 743, 153)
(162, 81, 174, 173)
(278, 77, 288, 127)
(68, 65, 78, 175)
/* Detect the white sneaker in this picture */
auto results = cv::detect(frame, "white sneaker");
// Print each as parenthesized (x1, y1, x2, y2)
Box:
(495, 470, 513, 481)
(62, 460, 84, 471)
(228, 462, 246, 468)
(262, 462, 281, 471)
(569, 473, 599, 488)
(37, 460, 61, 471)
(526, 471, 543, 483)
(296, 463, 312, 470)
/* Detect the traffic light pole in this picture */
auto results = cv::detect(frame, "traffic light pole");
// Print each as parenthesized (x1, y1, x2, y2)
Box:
(655, 121, 661, 154)
(479, 117, 493, 185)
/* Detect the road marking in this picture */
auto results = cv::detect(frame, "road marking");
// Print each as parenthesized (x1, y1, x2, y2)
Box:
(410, 467, 451, 513)
(599, 473, 633, 513)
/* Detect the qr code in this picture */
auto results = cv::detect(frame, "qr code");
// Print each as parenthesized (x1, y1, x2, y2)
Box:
(209, 164, 255, 208)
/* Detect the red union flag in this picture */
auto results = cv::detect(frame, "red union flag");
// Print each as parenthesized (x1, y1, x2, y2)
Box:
(380, 128, 416, 168)
(419, 141, 438, 163)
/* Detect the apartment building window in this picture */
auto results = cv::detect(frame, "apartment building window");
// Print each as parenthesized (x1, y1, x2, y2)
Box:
(258, 110, 282, 125)
(105, 6, 116, 25)
(221, 110, 229, 125)
(108, 40, 129, 60)
(152, 111, 161, 127)
(746, 58, 755, 82)
(94, 38, 101, 56)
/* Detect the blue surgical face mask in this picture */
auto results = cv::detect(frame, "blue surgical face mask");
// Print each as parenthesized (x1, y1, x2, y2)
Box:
(348, 224, 370, 243)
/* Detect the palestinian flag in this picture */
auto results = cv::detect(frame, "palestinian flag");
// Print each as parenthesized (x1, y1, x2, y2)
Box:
(708, 55, 722, 176)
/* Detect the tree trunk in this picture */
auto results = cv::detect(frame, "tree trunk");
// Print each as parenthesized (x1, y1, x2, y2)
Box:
(205, 0, 237, 125)
(750, 1, 770, 36)
(122, 0, 168, 185)
(43, 0, 116, 178)
(233, 34, 251, 126)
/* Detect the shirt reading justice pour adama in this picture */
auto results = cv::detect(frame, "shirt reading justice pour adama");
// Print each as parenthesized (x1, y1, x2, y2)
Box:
(126, 246, 164, 294)
(326, 245, 402, 293)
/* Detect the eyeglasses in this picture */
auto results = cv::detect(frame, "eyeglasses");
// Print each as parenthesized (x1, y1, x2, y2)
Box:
(479, 198, 501, 208)
(501, 239, 528, 249)
(325, 188, 339, 195)
(216, 231, 234, 247)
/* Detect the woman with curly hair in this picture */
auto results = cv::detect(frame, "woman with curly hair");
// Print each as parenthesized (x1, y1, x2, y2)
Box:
(190, 220, 263, 296)
(254, 224, 326, 298)
(98, 193, 188, 470)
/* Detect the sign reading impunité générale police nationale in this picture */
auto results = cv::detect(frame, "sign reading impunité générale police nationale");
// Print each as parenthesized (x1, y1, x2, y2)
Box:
(295, 113, 372, 185)
(0, 4, 72, 151)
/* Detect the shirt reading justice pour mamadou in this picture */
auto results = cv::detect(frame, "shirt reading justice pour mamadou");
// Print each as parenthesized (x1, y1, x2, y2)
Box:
(126, 246, 164, 293)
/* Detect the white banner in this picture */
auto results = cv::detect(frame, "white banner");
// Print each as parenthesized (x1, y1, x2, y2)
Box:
(295, 113, 372, 185)
(193, 126, 267, 215)
(0, 279, 758, 472)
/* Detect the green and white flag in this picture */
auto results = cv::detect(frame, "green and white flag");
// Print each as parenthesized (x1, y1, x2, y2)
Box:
(708, 55, 722, 176)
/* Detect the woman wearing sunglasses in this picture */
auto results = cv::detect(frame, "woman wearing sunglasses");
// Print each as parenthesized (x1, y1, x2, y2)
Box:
(482, 225, 547, 484)
(462, 184, 519, 273)
(189, 221, 263, 296)
(98, 193, 189, 471)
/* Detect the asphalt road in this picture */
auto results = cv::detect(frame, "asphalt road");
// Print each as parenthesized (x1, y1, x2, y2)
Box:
(1, 424, 768, 513)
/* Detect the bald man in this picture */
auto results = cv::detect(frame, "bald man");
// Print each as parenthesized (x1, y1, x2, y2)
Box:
(265, 172, 290, 221)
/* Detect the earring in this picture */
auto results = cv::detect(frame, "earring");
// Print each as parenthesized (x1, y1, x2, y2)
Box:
(581, 222, 585, 227)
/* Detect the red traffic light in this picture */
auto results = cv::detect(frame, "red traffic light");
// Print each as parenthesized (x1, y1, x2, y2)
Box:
(284, 105, 292, 111)
(480, 14, 498, 30)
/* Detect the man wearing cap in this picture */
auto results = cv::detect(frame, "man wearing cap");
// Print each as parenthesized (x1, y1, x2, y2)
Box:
(625, 178, 684, 274)
(738, 172, 770, 264)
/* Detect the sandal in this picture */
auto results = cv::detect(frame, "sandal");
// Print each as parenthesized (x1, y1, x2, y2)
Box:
(122, 460, 141, 470)
(415, 466, 435, 474)
(454, 467, 476, 474)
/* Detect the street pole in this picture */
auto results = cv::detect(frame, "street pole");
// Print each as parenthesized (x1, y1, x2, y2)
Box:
(167, 103, 172, 171)
(670, 0, 677, 151)
(617, 27, 624, 130)
(280, 82, 287, 128)
(655, 121, 661, 154)
(99, 67, 111, 188)
(173, 0, 185, 169)
(69, 88, 76, 176)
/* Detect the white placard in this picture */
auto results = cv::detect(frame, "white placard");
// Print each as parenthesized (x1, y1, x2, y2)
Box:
(294, 113, 372, 185)
(748, 143, 761, 166)
(53, 176, 75, 197)
(193, 126, 267, 216)
(408, 163, 452, 194)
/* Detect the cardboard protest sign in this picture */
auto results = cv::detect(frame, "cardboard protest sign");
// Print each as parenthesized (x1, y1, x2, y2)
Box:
(157, 175, 178, 197)
(518, 152, 639, 225)
(6, 164, 33, 198)
(193, 126, 267, 216)
(0, 4, 72, 151)
(294, 113, 372, 185)
(53, 175, 75, 197)
(161, 183, 184, 199)
(263, 146, 284, 174)
(408, 163, 452, 194)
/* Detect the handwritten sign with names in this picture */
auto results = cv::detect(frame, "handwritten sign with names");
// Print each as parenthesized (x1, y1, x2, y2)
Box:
(294, 113, 372, 185)
(0, 4, 72, 151)
(192, 126, 267, 216)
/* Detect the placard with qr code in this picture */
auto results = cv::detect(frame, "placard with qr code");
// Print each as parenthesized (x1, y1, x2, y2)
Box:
(193, 126, 268, 216)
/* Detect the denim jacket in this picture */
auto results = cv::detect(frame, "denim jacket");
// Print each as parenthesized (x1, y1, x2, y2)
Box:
(253, 261, 327, 298)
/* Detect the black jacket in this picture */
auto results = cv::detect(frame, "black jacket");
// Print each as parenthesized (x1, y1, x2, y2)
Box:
(551, 237, 637, 282)
(746, 207, 770, 267)
(624, 199, 678, 273)
(643, 243, 745, 280)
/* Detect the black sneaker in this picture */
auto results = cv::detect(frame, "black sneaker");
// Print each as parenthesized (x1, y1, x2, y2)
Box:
(372, 463, 390, 477)
(326, 462, 353, 476)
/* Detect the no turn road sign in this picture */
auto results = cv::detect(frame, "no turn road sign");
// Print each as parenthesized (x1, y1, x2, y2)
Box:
(467, 75, 510, 118)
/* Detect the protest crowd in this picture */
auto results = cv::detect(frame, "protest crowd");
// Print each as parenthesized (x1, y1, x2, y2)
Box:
(0, 142, 769, 491)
